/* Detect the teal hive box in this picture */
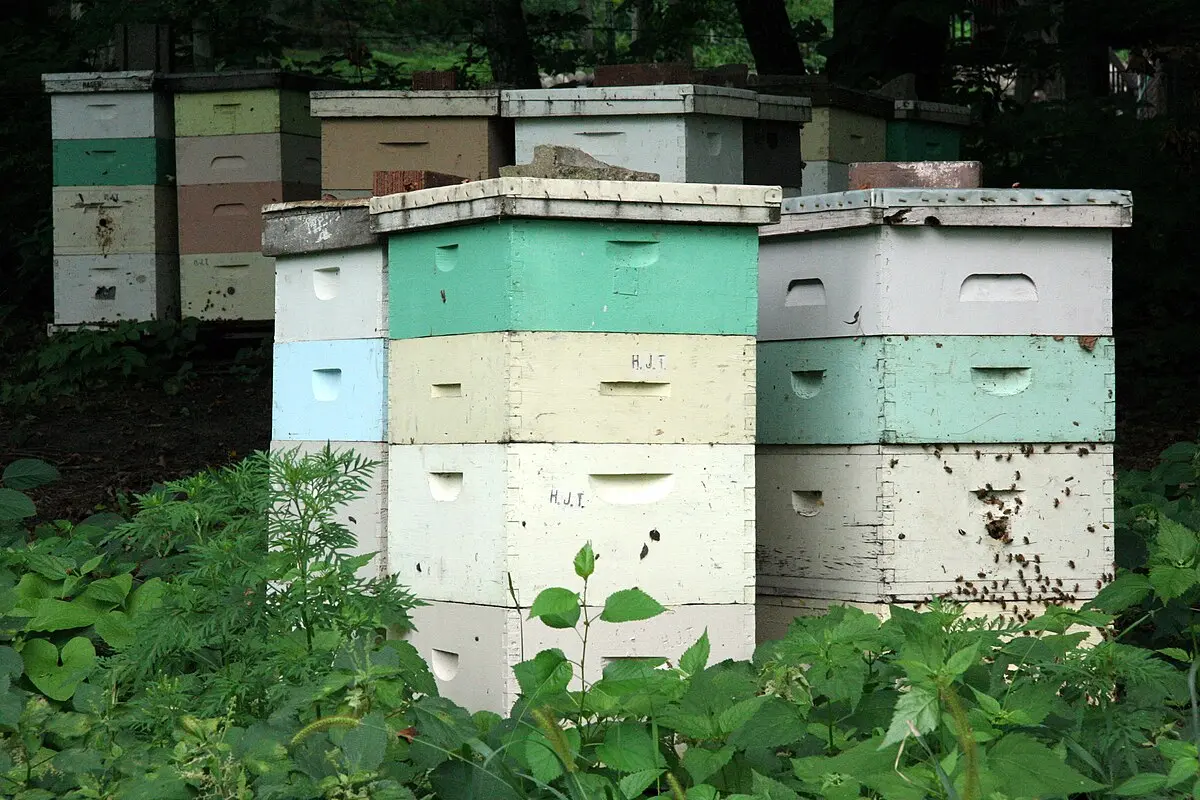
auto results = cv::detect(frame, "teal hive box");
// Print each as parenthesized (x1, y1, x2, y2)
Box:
(757, 335, 1115, 445)
(370, 178, 782, 338)
(885, 100, 971, 162)
(53, 137, 175, 186)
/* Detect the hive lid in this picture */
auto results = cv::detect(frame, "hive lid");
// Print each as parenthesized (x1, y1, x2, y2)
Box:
(162, 69, 343, 93)
(748, 75, 896, 118)
(763, 188, 1134, 235)
(501, 84, 763, 119)
(369, 177, 782, 233)
(893, 99, 972, 125)
(43, 71, 160, 93)
(310, 89, 502, 118)
(261, 198, 376, 256)
(758, 94, 813, 122)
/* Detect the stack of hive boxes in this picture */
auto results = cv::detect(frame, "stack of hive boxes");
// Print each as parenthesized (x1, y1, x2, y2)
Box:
(797, 85, 893, 195)
(886, 100, 972, 162)
(45, 70, 178, 327)
(310, 89, 512, 197)
(169, 70, 327, 322)
(753, 188, 1131, 641)
(263, 198, 390, 578)
(369, 178, 779, 713)
(500, 85, 812, 195)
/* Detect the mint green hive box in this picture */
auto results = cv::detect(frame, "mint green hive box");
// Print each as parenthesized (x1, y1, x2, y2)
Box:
(370, 178, 782, 338)
(886, 100, 971, 162)
(52, 138, 175, 186)
(758, 335, 1115, 445)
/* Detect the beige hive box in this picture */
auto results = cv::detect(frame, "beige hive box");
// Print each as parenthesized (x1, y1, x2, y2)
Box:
(310, 90, 513, 196)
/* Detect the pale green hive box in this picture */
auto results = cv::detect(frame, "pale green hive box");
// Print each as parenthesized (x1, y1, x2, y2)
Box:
(166, 70, 339, 138)
(369, 178, 783, 338)
(757, 335, 1116, 445)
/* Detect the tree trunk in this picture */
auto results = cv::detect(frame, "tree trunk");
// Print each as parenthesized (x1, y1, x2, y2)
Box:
(732, 0, 805, 75)
(482, 0, 540, 88)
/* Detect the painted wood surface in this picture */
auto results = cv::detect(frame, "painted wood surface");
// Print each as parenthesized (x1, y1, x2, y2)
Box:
(53, 138, 174, 187)
(270, 440, 387, 579)
(404, 600, 755, 714)
(53, 254, 179, 325)
(261, 199, 375, 256)
(177, 181, 319, 254)
(799, 160, 849, 196)
(742, 119, 804, 193)
(800, 107, 888, 164)
(389, 332, 755, 444)
(53, 186, 177, 255)
(757, 225, 1114, 340)
(50, 91, 173, 140)
(502, 85, 762, 119)
(310, 90, 502, 118)
(272, 338, 387, 441)
(173, 89, 319, 138)
(755, 443, 1115, 604)
(174, 133, 321, 186)
(321, 117, 511, 191)
(757, 335, 1116, 445)
(513, 115, 746, 185)
(387, 443, 755, 607)
(885, 119, 963, 162)
(275, 245, 387, 341)
(180, 252, 276, 321)
(756, 595, 1087, 644)
(387, 220, 758, 338)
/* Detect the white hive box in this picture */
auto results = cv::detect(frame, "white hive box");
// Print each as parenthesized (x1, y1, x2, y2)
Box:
(799, 161, 849, 196)
(501, 86, 808, 189)
(756, 443, 1114, 606)
(52, 186, 178, 255)
(53, 254, 179, 325)
(44, 71, 174, 140)
(388, 332, 755, 445)
(270, 440, 387, 579)
(262, 199, 388, 342)
(388, 443, 755, 608)
(758, 189, 1133, 340)
(403, 600, 755, 714)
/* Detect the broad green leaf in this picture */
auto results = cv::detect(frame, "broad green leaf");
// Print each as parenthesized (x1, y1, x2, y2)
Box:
(683, 745, 734, 784)
(528, 587, 581, 630)
(945, 642, 981, 678)
(1149, 565, 1200, 601)
(618, 768, 664, 798)
(1088, 572, 1153, 613)
(970, 687, 1004, 717)
(2, 459, 59, 491)
(409, 696, 477, 754)
(1168, 757, 1200, 788)
(574, 542, 595, 580)
(128, 578, 166, 616)
(520, 730, 566, 784)
(513, 649, 573, 699)
(751, 770, 801, 800)
(0, 488, 36, 521)
(25, 598, 101, 632)
(599, 588, 666, 623)
(94, 611, 136, 651)
(1159, 647, 1192, 662)
(985, 733, 1106, 796)
(680, 629, 710, 676)
(81, 574, 133, 606)
(881, 685, 940, 747)
(728, 697, 809, 752)
(595, 722, 666, 773)
(719, 695, 770, 734)
(429, 760, 522, 800)
(22, 553, 70, 581)
(687, 787, 719, 800)
(1157, 517, 1200, 565)
(1112, 773, 1168, 796)
(338, 713, 388, 773)
(0, 646, 23, 679)
(22, 636, 96, 701)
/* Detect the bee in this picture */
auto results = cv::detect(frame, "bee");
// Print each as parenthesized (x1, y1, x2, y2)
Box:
(1087, 525, 1095, 533)
(1064, 487, 1072, 497)
(1068, 560, 1076, 569)
(1002, 579, 1010, 588)
(944, 465, 953, 474)
(890, 458, 899, 468)
(1015, 470, 1021, 480)
(1053, 498, 1060, 508)
(640, 543, 649, 560)
(975, 450, 982, 459)
(1034, 554, 1040, 564)
(1023, 536, 1030, 545)
(977, 572, 987, 579)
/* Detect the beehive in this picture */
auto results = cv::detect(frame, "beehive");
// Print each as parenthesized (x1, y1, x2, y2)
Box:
(501, 86, 810, 192)
(886, 100, 972, 162)
(310, 90, 512, 194)
(44, 71, 179, 326)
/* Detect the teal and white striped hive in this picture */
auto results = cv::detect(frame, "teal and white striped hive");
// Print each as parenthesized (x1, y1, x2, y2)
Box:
(753, 187, 1132, 635)
(44, 71, 179, 327)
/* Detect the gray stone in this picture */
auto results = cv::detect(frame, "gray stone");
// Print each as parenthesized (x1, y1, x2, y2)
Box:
(500, 145, 659, 182)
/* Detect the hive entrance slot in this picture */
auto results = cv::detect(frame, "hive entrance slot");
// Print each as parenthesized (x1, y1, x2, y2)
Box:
(312, 267, 340, 300)
(971, 367, 1032, 396)
(311, 368, 342, 402)
(959, 274, 1038, 302)
(784, 278, 826, 307)
(790, 370, 826, 399)
(599, 381, 670, 397)
(791, 490, 823, 517)
(588, 473, 674, 505)
(431, 383, 463, 398)
(428, 472, 464, 502)
(431, 649, 460, 681)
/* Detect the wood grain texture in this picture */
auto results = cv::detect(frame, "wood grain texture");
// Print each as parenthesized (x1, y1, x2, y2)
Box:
(403, 600, 755, 713)
(756, 335, 1116, 444)
(389, 332, 755, 444)
(386, 219, 759, 338)
(387, 443, 755, 607)
(756, 443, 1115, 604)
(261, 200, 375, 256)
(758, 225, 1114, 340)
